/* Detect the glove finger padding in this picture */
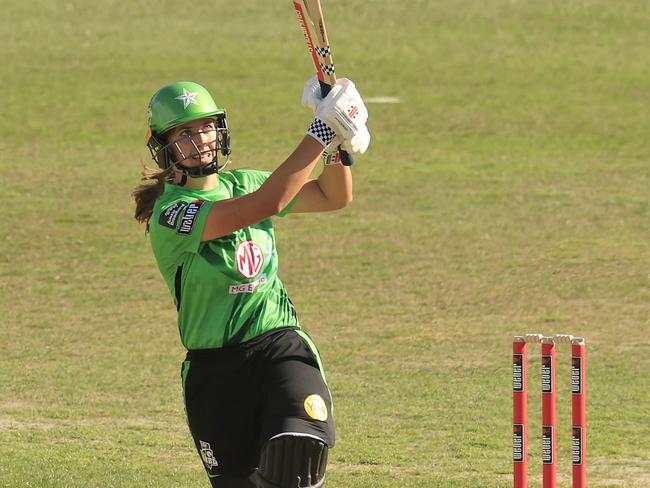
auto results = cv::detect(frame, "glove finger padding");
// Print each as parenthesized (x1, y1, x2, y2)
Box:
(341, 124, 370, 155)
(315, 79, 369, 140)
(301, 76, 321, 114)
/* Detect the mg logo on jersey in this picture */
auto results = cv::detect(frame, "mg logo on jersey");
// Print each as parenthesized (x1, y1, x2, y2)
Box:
(348, 105, 359, 119)
(236, 240, 264, 279)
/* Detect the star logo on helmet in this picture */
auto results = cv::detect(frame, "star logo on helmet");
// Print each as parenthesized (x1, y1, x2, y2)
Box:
(175, 89, 199, 109)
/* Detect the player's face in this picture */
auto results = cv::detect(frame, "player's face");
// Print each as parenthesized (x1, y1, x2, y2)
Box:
(167, 118, 218, 167)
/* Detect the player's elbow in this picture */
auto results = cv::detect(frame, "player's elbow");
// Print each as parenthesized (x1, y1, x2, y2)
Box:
(276, 194, 296, 215)
(341, 192, 353, 208)
(331, 192, 353, 210)
(253, 187, 294, 218)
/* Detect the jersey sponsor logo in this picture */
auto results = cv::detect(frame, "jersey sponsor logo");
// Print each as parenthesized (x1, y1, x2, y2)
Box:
(199, 440, 219, 469)
(236, 240, 264, 278)
(178, 200, 204, 235)
(159, 202, 187, 229)
(228, 274, 267, 294)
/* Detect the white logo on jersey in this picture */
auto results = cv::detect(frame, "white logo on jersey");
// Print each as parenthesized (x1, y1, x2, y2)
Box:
(236, 240, 264, 279)
(229, 274, 267, 294)
(177, 200, 204, 235)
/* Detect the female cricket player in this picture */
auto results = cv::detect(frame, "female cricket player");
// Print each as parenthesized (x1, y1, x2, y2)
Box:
(133, 78, 369, 488)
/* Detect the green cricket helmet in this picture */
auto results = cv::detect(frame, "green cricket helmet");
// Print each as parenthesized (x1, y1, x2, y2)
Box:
(146, 81, 231, 177)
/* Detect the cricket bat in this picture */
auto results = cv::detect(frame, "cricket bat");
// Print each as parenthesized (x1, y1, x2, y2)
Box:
(293, 0, 354, 166)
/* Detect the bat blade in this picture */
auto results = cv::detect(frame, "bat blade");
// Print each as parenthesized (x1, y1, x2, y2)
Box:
(293, 1, 328, 84)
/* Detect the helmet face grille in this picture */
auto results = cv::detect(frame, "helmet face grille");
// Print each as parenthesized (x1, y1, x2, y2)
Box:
(146, 82, 231, 179)
(148, 115, 231, 178)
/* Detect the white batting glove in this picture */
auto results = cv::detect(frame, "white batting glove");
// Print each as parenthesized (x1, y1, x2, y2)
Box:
(322, 124, 371, 164)
(302, 76, 364, 114)
(301, 76, 321, 114)
(303, 77, 367, 118)
(315, 79, 368, 139)
(343, 124, 370, 154)
(333, 124, 371, 155)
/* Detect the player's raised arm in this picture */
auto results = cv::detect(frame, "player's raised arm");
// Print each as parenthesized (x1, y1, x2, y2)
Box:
(288, 77, 370, 213)
(201, 78, 369, 240)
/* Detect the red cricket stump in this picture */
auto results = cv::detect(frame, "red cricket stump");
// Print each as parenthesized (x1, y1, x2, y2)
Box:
(513, 334, 586, 488)
(572, 338, 587, 487)
(541, 338, 557, 488)
(513, 337, 528, 488)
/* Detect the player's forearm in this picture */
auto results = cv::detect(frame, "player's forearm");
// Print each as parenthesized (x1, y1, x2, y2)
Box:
(316, 163, 353, 208)
(259, 136, 325, 214)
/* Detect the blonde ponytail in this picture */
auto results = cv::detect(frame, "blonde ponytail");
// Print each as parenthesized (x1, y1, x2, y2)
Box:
(133, 166, 174, 232)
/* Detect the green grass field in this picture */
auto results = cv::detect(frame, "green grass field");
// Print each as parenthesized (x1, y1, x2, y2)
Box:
(1, 1, 649, 486)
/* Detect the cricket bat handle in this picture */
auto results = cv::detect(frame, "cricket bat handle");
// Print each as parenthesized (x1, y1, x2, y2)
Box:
(319, 80, 354, 166)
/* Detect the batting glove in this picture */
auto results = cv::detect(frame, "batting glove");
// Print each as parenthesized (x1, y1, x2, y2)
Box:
(301, 76, 321, 114)
(314, 78, 368, 140)
(343, 124, 370, 154)
(322, 123, 371, 164)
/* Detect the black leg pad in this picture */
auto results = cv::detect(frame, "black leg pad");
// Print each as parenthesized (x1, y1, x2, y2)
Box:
(249, 435, 328, 488)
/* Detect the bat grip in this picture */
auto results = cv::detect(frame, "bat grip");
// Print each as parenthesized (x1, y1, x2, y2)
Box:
(319, 81, 354, 166)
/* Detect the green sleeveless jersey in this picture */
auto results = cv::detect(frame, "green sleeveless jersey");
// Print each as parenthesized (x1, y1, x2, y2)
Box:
(149, 169, 299, 350)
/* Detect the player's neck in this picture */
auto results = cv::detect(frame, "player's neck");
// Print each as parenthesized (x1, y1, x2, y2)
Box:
(175, 172, 219, 190)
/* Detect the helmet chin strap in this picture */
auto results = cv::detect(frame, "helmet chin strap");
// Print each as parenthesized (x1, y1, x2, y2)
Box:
(173, 155, 231, 186)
